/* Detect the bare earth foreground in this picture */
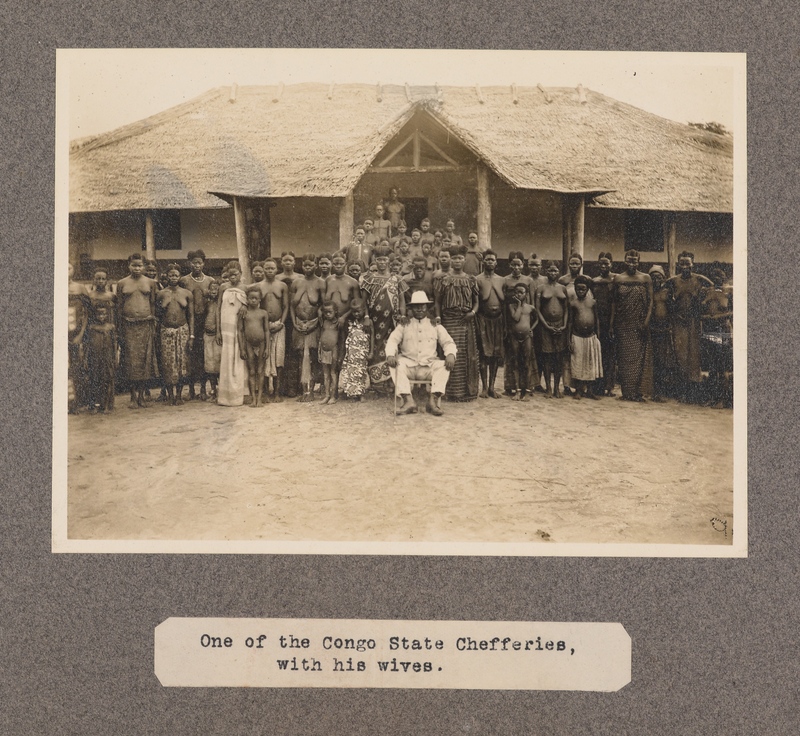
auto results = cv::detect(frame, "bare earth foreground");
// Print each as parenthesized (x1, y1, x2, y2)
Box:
(66, 377, 734, 547)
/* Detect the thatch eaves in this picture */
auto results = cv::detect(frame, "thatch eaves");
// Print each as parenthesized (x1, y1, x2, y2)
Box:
(69, 82, 733, 214)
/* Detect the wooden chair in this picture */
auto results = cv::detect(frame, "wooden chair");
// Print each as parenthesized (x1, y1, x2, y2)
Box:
(392, 375, 432, 417)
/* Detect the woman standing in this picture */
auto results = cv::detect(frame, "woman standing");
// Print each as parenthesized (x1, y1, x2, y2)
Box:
(534, 261, 569, 398)
(669, 251, 713, 403)
(156, 263, 194, 405)
(592, 252, 616, 396)
(359, 245, 408, 390)
(434, 244, 480, 402)
(610, 250, 653, 401)
(216, 261, 248, 406)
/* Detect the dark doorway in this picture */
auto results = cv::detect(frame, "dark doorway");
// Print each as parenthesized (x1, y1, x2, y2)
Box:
(403, 197, 429, 231)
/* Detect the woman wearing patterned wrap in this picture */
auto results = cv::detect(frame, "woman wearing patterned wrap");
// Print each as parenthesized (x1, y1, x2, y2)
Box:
(359, 245, 408, 390)
(610, 249, 653, 402)
(593, 252, 616, 396)
(156, 263, 194, 405)
(339, 298, 374, 399)
(434, 244, 480, 402)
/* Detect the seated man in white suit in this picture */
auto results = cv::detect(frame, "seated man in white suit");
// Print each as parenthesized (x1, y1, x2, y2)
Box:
(385, 291, 457, 416)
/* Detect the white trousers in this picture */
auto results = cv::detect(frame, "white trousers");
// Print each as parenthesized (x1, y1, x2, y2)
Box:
(390, 358, 450, 397)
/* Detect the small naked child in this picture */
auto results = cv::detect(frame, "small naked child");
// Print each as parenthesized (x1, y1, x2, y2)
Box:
(317, 301, 340, 405)
(239, 286, 270, 407)
(507, 283, 538, 400)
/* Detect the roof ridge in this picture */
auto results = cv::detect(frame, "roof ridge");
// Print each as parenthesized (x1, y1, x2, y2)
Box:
(587, 89, 733, 154)
(70, 86, 225, 156)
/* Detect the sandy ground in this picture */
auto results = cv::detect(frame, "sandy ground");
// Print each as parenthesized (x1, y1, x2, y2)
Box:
(65, 370, 734, 546)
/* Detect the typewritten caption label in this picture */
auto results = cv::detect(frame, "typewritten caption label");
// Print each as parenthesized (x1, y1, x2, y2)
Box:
(154, 618, 630, 691)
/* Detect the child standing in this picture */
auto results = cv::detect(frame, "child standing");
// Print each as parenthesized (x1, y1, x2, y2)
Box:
(202, 280, 222, 400)
(507, 283, 538, 400)
(317, 301, 340, 405)
(339, 299, 374, 400)
(87, 267, 116, 325)
(389, 221, 411, 254)
(419, 218, 435, 252)
(260, 258, 289, 402)
(421, 240, 437, 271)
(409, 228, 424, 259)
(84, 304, 117, 413)
(239, 285, 270, 408)
(568, 275, 603, 400)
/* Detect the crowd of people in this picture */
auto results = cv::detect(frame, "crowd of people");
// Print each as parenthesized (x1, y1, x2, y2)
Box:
(67, 205, 733, 416)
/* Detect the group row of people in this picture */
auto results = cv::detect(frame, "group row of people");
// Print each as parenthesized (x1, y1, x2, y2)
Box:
(67, 244, 733, 414)
(339, 215, 480, 276)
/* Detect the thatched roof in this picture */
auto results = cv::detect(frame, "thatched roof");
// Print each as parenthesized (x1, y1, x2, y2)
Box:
(70, 83, 733, 213)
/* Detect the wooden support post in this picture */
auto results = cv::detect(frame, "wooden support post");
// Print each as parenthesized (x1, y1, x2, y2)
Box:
(233, 196, 251, 283)
(571, 196, 585, 261)
(561, 198, 572, 272)
(339, 192, 354, 251)
(476, 163, 492, 249)
(664, 213, 677, 276)
(144, 212, 156, 262)
(561, 195, 585, 270)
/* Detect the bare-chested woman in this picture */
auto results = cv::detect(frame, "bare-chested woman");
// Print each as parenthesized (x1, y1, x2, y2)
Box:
(258, 258, 289, 401)
(277, 251, 302, 397)
(117, 253, 159, 409)
(535, 261, 569, 398)
(291, 253, 326, 401)
(326, 254, 360, 384)
(156, 263, 194, 405)
(326, 254, 360, 326)
(476, 249, 505, 398)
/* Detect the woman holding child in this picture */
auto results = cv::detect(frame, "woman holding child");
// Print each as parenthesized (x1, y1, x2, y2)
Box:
(359, 244, 408, 389)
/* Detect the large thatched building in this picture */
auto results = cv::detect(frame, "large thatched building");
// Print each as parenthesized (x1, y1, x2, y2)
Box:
(69, 82, 733, 278)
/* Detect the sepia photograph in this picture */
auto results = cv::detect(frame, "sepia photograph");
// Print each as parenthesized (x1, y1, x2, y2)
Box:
(53, 48, 746, 555)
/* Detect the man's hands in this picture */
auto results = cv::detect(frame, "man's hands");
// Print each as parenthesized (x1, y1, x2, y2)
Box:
(386, 355, 397, 368)
(444, 354, 456, 371)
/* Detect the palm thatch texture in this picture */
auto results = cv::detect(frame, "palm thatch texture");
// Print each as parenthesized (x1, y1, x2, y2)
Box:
(70, 83, 732, 214)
